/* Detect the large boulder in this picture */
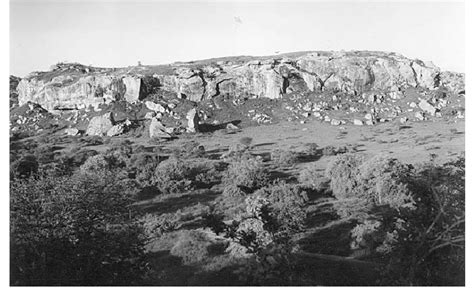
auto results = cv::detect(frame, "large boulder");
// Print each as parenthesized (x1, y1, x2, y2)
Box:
(122, 76, 143, 103)
(86, 112, 114, 136)
(149, 118, 171, 138)
(186, 108, 200, 133)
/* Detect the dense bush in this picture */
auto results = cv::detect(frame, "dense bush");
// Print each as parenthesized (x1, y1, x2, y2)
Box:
(250, 181, 308, 235)
(325, 153, 465, 285)
(223, 155, 269, 191)
(170, 230, 214, 265)
(213, 184, 248, 219)
(127, 152, 162, 187)
(151, 157, 221, 194)
(10, 154, 38, 179)
(140, 212, 181, 240)
(10, 170, 147, 285)
(380, 157, 465, 285)
(298, 163, 330, 192)
(270, 149, 298, 167)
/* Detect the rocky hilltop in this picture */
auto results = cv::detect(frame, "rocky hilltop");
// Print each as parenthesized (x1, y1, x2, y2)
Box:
(11, 51, 465, 138)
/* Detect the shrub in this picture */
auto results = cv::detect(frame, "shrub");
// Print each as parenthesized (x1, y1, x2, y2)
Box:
(176, 141, 206, 158)
(305, 143, 320, 156)
(251, 181, 308, 235)
(223, 156, 269, 191)
(325, 153, 365, 199)
(10, 170, 147, 285)
(139, 212, 181, 240)
(152, 157, 194, 193)
(127, 153, 162, 187)
(79, 154, 111, 173)
(213, 184, 248, 219)
(11, 154, 38, 178)
(271, 149, 298, 167)
(298, 163, 330, 191)
(380, 157, 465, 285)
(326, 153, 416, 219)
(170, 230, 213, 265)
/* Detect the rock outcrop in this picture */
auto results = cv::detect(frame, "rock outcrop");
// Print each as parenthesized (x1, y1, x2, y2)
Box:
(17, 72, 148, 111)
(16, 51, 457, 113)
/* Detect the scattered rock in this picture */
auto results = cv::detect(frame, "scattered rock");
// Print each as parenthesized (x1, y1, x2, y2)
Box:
(400, 117, 408, 124)
(149, 118, 171, 138)
(226, 123, 240, 130)
(418, 99, 437, 116)
(106, 124, 125, 137)
(86, 112, 114, 136)
(186, 108, 200, 133)
(353, 119, 364, 126)
(330, 119, 341, 126)
(145, 101, 166, 113)
(64, 127, 79, 136)
(415, 112, 425, 121)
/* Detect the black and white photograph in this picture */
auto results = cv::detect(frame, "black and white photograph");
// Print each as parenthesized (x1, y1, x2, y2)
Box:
(6, 0, 469, 287)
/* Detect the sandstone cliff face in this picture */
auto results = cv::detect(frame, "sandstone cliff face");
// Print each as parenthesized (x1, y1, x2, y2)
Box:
(16, 51, 456, 111)
(17, 74, 144, 111)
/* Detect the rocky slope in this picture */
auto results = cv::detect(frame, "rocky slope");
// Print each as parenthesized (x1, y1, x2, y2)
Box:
(11, 51, 465, 138)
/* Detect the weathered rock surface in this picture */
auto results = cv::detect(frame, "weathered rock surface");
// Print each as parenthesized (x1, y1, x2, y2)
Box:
(64, 127, 79, 136)
(86, 112, 114, 136)
(186, 108, 200, 133)
(418, 99, 437, 116)
(17, 51, 453, 112)
(17, 72, 148, 111)
(149, 118, 171, 138)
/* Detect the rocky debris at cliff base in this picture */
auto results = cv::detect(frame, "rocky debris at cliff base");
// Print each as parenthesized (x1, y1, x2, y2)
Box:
(86, 112, 115, 136)
(149, 117, 172, 138)
(64, 127, 79, 136)
(9, 51, 465, 139)
(186, 108, 200, 133)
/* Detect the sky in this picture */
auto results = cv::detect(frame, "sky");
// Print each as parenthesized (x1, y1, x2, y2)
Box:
(10, 0, 465, 77)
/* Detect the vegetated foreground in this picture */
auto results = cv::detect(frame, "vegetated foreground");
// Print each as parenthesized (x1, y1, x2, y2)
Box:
(10, 51, 465, 286)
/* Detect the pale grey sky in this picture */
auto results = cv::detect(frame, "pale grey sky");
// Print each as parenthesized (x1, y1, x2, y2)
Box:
(10, 0, 465, 77)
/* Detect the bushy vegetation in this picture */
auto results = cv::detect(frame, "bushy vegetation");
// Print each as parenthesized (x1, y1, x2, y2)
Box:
(270, 149, 299, 167)
(222, 155, 269, 191)
(170, 230, 214, 265)
(10, 169, 147, 285)
(324, 153, 465, 285)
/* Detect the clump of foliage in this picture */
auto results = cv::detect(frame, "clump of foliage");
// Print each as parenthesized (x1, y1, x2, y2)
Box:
(322, 145, 355, 156)
(298, 163, 330, 192)
(139, 212, 181, 240)
(10, 170, 147, 286)
(127, 152, 162, 188)
(10, 154, 39, 179)
(213, 184, 248, 220)
(152, 157, 194, 193)
(270, 149, 299, 167)
(207, 180, 308, 285)
(151, 157, 222, 194)
(174, 141, 206, 158)
(169, 230, 214, 265)
(380, 157, 465, 285)
(325, 153, 465, 285)
(222, 155, 269, 191)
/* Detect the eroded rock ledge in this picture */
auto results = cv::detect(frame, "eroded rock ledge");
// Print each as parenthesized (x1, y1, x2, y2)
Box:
(17, 51, 463, 112)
